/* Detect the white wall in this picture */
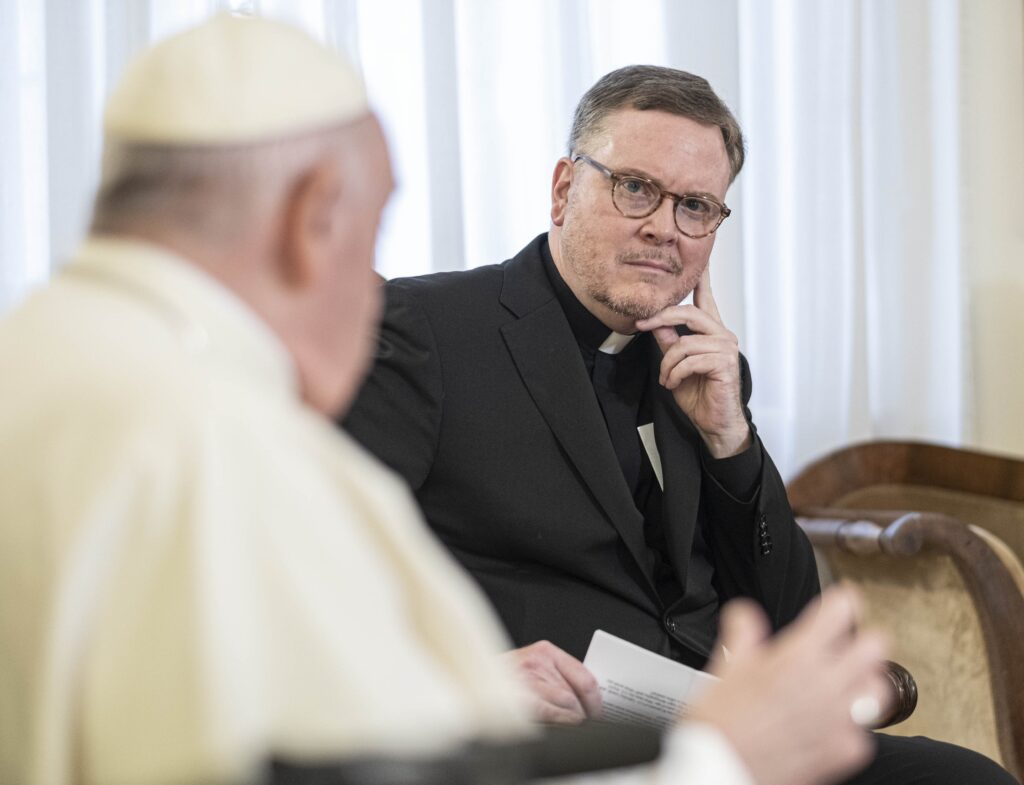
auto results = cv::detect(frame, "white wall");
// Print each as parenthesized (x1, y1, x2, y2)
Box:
(961, 0, 1024, 457)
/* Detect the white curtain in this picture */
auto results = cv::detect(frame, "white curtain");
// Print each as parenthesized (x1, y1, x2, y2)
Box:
(2, 0, 1020, 476)
(738, 0, 969, 475)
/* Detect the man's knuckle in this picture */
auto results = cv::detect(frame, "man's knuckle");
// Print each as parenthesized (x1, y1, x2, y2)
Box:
(535, 703, 561, 722)
(554, 687, 580, 707)
(521, 652, 545, 670)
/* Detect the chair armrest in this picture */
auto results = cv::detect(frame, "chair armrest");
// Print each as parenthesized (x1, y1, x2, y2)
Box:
(798, 511, 926, 727)
(797, 508, 1024, 747)
(876, 660, 918, 728)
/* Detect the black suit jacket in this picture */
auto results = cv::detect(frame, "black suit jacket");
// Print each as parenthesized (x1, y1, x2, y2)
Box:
(344, 234, 818, 664)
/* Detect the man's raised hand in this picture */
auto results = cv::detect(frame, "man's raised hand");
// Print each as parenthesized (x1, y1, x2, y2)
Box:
(636, 268, 750, 458)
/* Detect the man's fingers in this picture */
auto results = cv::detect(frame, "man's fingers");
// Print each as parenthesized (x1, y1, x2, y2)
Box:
(505, 641, 602, 721)
(708, 598, 769, 676)
(531, 701, 589, 725)
(636, 304, 725, 337)
(720, 599, 771, 656)
(782, 585, 865, 660)
(657, 334, 738, 385)
(827, 632, 890, 730)
(662, 353, 725, 390)
(530, 680, 589, 718)
(693, 267, 723, 324)
(651, 325, 680, 354)
(551, 648, 603, 718)
(808, 584, 864, 647)
(832, 630, 889, 695)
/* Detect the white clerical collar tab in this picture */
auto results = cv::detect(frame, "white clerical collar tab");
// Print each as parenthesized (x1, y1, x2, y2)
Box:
(598, 332, 637, 355)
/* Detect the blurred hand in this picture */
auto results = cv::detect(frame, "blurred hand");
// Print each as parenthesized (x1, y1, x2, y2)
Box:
(502, 640, 602, 724)
(690, 586, 889, 785)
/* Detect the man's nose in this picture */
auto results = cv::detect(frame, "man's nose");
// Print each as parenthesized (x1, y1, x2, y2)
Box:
(639, 198, 677, 244)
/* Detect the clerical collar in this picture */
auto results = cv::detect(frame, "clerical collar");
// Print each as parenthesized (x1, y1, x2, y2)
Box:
(541, 237, 639, 356)
(598, 331, 636, 355)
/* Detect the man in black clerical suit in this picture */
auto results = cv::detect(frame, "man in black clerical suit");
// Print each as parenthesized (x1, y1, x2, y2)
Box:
(344, 65, 1016, 784)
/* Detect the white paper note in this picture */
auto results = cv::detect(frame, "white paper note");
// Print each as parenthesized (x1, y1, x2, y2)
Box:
(583, 629, 718, 731)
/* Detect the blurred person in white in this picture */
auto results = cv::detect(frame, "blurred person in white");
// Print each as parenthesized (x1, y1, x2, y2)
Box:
(0, 13, 885, 785)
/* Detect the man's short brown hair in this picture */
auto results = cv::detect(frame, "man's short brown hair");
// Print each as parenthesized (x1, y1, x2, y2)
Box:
(568, 65, 745, 182)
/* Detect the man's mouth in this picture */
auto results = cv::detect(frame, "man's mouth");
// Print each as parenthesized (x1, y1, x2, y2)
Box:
(621, 257, 678, 275)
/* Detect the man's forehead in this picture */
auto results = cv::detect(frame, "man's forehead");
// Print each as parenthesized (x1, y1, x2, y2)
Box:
(589, 109, 732, 192)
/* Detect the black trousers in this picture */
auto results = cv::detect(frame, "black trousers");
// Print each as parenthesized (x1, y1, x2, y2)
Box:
(846, 734, 1019, 785)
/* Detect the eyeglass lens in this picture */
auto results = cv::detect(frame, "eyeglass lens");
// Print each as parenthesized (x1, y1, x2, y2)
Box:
(612, 178, 720, 236)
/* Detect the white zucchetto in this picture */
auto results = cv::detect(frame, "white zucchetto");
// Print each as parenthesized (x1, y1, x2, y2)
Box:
(103, 13, 368, 145)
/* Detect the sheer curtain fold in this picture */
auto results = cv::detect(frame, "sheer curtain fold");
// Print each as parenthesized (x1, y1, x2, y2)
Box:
(1, 0, 49, 314)
(739, 0, 968, 475)
(2, 0, 1007, 475)
(44, 0, 106, 271)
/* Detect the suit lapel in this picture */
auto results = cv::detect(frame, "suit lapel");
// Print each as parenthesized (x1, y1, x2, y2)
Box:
(498, 238, 656, 594)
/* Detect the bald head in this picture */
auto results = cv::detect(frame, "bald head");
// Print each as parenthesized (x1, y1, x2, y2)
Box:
(90, 124, 358, 249)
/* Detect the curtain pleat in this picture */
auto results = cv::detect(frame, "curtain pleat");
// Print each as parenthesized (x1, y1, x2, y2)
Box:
(2, 0, 1020, 470)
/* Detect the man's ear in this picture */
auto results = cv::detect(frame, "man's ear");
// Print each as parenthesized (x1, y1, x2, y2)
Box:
(280, 157, 343, 289)
(550, 157, 574, 227)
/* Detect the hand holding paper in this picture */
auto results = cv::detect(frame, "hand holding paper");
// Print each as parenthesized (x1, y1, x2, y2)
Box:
(583, 630, 717, 730)
(502, 640, 602, 724)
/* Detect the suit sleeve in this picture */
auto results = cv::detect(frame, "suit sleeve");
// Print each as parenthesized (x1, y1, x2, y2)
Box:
(700, 355, 820, 630)
(342, 282, 444, 491)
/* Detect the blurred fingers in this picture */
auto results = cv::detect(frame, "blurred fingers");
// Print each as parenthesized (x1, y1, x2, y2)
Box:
(709, 598, 770, 676)
(506, 640, 602, 721)
(791, 584, 864, 651)
(552, 649, 603, 718)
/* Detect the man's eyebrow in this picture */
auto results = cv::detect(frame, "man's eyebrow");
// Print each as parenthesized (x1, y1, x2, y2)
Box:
(615, 165, 661, 182)
(684, 190, 722, 201)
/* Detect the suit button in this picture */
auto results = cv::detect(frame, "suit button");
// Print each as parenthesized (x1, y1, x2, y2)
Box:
(666, 618, 678, 634)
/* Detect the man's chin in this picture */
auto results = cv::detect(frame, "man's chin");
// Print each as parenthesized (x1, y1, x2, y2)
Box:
(602, 288, 687, 323)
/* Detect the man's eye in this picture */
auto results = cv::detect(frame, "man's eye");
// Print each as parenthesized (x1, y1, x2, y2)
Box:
(621, 178, 647, 195)
(681, 197, 711, 215)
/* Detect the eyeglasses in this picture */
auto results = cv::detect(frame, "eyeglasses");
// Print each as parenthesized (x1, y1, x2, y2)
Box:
(571, 154, 731, 239)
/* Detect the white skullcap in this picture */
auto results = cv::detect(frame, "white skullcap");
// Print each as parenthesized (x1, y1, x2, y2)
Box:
(104, 13, 368, 145)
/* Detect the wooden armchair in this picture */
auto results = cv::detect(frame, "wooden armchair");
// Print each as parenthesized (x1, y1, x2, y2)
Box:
(787, 441, 1024, 780)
